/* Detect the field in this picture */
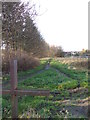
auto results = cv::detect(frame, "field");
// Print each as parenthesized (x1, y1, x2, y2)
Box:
(54, 57, 88, 70)
(2, 58, 89, 119)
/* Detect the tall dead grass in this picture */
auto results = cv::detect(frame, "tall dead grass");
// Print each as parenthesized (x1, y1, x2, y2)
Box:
(55, 57, 88, 70)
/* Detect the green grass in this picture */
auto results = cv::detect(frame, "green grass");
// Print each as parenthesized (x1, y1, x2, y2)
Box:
(50, 60, 88, 88)
(2, 59, 88, 118)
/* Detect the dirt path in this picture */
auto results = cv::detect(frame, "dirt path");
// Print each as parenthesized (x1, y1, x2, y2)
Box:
(2, 61, 52, 89)
(2, 60, 52, 89)
(2, 69, 46, 89)
(50, 67, 71, 79)
(2, 65, 71, 89)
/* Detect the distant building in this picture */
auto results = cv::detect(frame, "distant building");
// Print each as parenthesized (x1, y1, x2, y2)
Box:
(64, 51, 80, 57)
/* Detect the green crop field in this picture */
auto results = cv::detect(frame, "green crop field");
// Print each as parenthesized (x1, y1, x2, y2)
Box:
(2, 58, 89, 119)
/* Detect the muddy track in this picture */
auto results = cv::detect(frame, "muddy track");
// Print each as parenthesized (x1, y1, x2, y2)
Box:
(2, 63, 74, 89)
(2, 69, 46, 89)
(2, 60, 52, 89)
(50, 67, 71, 79)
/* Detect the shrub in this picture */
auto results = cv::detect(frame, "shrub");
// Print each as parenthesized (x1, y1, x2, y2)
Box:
(2, 49, 40, 73)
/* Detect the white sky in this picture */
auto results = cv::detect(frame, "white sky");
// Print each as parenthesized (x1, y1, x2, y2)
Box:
(22, 0, 88, 51)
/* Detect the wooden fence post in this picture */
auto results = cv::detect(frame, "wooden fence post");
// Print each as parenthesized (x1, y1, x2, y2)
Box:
(10, 59, 18, 118)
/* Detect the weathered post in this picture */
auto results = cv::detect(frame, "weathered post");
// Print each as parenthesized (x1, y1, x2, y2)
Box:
(10, 59, 18, 118)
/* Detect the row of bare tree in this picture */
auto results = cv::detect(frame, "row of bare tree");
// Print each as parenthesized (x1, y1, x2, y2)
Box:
(2, 2, 64, 58)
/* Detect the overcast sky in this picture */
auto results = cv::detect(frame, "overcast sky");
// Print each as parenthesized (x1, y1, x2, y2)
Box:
(22, 0, 88, 51)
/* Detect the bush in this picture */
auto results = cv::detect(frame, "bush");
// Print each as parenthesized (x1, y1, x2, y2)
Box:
(2, 49, 40, 73)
